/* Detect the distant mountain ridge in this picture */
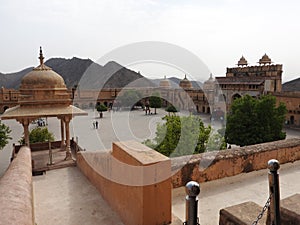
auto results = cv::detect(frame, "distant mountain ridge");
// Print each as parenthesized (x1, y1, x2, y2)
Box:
(0, 57, 298, 91)
(0, 67, 33, 89)
(282, 77, 300, 92)
(0, 58, 154, 89)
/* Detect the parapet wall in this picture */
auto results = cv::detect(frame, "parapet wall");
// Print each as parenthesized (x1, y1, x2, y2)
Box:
(0, 146, 34, 225)
(172, 138, 300, 188)
(77, 141, 171, 225)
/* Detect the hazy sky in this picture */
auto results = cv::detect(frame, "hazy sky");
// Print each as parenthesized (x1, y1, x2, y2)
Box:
(0, 0, 299, 82)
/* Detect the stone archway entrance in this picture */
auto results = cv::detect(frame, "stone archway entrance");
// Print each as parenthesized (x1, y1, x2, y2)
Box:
(290, 115, 295, 125)
(232, 93, 241, 102)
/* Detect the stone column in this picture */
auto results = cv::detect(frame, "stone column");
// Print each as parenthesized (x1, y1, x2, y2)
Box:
(60, 119, 65, 150)
(64, 116, 72, 160)
(24, 121, 30, 147)
(18, 118, 30, 147)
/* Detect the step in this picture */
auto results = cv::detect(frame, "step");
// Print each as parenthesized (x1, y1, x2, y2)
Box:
(219, 201, 267, 225)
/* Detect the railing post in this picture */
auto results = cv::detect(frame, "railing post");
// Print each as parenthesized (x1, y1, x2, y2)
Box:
(47, 140, 54, 165)
(268, 159, 281, 225)
(185, 181, 200, 225)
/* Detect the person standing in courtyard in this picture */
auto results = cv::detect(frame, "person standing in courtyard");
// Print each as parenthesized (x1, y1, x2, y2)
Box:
(95, 120, 98, 129)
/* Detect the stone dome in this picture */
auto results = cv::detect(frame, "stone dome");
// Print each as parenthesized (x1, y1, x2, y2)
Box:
(203, 73, 215, 90)
(20, 48, 66, 90)
(179, 75, 192, 89)
(21, 69, 66, 89)
(159, 76, 171, 88)
(19, 47, 70, 106)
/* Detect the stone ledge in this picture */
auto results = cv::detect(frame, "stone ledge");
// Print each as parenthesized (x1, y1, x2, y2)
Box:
(0, 146, 34, 225)
(266, 193, 300, 225)
(219, 201, 266, 225)
(172, 138, 300, 187)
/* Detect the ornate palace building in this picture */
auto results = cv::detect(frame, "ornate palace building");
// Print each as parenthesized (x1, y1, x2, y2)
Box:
(0, 52, 299, 126)
(71, 74, 210, 114)
(203, 54, 300, 126)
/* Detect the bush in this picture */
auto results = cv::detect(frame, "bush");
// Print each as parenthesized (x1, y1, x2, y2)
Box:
(19, 127, 54, 144)
(0, 121, 11, 149)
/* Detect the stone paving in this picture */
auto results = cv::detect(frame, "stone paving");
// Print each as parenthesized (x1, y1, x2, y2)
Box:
(33, 167, 124, 225)
(1, 108, 300, 224)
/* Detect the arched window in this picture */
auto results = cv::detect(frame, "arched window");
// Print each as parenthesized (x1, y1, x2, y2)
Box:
(3, 106, 9, 112)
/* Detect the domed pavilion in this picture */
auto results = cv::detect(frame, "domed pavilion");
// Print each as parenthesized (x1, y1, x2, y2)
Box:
(1, 47, 87, 159)
(159, 76, 171, 88)
(179, 75, 193, 89)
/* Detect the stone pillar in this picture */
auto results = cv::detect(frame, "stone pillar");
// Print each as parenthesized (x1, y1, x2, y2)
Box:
(60, 119, 65, 150)
(18, 119, 30, 147)
(64, 116, 72, 160)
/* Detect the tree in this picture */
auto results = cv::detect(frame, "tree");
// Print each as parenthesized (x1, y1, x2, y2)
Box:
(0, 121, 11, 149)
(19, 127, 54, 144)
(225, 95, 287, 146)
(149, 92, 162, 114)
(117, 89, 142, 109)
(165, 104, 179, 116)
(143, 115, 223, 157)
(96, 103, 108, 118)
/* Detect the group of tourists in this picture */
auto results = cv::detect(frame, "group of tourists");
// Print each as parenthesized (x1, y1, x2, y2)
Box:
(144, 99, 151, 115)
(92, 120, 99, 129)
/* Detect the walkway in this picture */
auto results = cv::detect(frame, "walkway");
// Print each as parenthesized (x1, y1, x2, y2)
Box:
(33, 159, 300, 225)
(33, 167, 124, 225)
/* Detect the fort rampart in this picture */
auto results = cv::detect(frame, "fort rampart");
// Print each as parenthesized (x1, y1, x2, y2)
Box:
(172, 138, 300, 188)
(0, 146, 34, 225)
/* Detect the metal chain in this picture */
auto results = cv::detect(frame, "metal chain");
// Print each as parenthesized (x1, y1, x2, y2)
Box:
(251, 193, 272, 225)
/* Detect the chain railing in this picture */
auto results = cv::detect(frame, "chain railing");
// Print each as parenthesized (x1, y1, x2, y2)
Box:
(251, 159, 281, 225)
(184, 159, 281, 225)
(251, 193, 272, 225)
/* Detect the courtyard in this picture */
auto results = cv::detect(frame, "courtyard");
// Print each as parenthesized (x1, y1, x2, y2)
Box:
(0, 108, 299, 225)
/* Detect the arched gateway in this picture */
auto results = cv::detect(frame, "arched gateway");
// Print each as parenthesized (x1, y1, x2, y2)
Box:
(1, 48, 87, 159)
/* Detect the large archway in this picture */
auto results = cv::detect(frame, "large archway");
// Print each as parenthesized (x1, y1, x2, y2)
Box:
(290, 115, 295, 125)
(232, 93, 241, 102)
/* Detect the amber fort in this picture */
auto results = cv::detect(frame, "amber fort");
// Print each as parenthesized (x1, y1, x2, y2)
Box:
(0, 49, 299, 225)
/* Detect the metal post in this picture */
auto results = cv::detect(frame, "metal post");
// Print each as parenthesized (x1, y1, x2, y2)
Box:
(47, 140, 54, 165)
(185, 181, 200, 225)
(268, 159, 281, 225)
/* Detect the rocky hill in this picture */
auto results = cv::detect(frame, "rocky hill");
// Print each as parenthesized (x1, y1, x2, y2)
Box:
(282, 77, 300, 92)
(0, 58, 154, 89)
(0, 67, 33, 89)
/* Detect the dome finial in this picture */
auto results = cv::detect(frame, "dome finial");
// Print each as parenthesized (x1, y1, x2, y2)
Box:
(39, 46, 44, 65)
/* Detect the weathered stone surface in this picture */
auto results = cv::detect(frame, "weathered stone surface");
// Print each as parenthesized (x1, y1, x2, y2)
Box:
(219, 201, 266, 225)
(0, 146, 34, 225)
(172, 138, 300, 188)
(77, 141, 172, 225)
